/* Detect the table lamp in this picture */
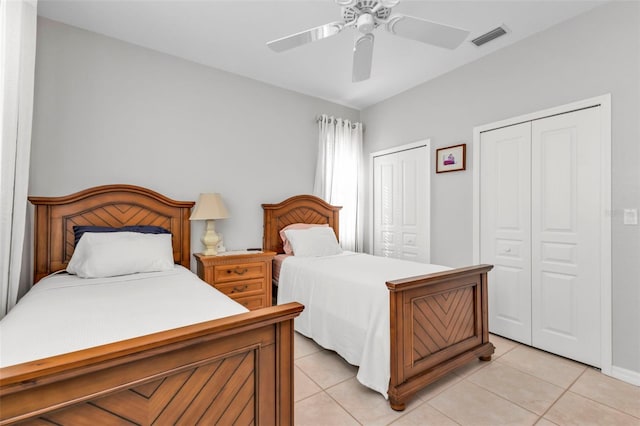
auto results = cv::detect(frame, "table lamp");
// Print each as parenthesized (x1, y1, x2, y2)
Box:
(190, 193, 229, 255)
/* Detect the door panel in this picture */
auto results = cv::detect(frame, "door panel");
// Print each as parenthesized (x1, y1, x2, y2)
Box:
(399, 152, 423, 260)
(480, 122, 532, 345)
(539, 271, 576, 337)
(373, 146, 428, 262)
(531, 107, 601, 366)
(374, 154, 397, 258)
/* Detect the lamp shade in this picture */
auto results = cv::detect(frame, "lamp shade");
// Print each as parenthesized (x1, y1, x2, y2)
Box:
(189, 193, 230, 220)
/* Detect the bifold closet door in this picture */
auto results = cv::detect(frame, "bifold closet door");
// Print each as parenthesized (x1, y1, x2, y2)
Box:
(531, 107, 601, 367)
(481, 107, 602, 366)
(373, 146, 428, 262)
(480, 122, 532, 345)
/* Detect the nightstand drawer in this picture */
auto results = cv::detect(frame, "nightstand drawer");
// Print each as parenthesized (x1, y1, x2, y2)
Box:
(214, 262, 265, 283)
(194, 251, 275, 311)
(215, 278, 265, 297)
(234, 295, 265, 310)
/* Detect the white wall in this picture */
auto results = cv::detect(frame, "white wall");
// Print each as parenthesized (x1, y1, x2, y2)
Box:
(29, 17, 359, 261)
(361, 2, 639, 374)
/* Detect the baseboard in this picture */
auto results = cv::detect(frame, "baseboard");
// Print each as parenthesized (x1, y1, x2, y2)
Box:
(610, 365, 640, 386)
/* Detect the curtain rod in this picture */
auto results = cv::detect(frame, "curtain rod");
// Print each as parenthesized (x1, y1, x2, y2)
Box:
(315, 115, 365, 132)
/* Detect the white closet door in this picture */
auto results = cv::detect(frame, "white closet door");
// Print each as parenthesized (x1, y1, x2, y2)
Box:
(480, 122, 532, 345)
(373, 147, 428, 262)
(531, 107, 601, 366)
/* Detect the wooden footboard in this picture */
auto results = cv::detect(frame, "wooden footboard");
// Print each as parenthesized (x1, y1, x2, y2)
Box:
(387, 265, 494, 411)
(0, 302, 303, 425)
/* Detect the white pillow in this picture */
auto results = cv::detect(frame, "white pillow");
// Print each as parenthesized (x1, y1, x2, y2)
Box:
(284, 227, 343, 257)
(67, 232, 175, 278)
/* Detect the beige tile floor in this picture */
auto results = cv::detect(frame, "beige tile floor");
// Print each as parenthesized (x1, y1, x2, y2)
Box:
(293, 332, 640, 426)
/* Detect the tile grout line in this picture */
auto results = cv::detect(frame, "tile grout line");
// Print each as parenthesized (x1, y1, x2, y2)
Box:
(422, 400, 464, 426)
(498, 347, 589, 389)
(306, 370, 432, 424)
(294, 352, 362, 404)
(415, 374, 463, 404)
(322, 388, 364, 425)
(459, 375, 543, 420)
(489, 336, 521, 359)
(322, 380, 429, 426)
(293, 365, 324, 404)
(293, 368, 363, 425)
(567, 373, 640, 420)
(464, 373, 547, 420)
(293, 346, 323, 361)
(322, 389, 364, 426)
(451, 357, 493, 379)
(482, 357, 569, 391)
(536, 364, 589, 422)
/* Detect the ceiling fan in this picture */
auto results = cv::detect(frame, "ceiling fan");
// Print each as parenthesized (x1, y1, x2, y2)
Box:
(266, 0, 470, 82)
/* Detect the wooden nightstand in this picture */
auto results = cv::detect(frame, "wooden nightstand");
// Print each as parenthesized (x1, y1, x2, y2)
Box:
(194, 251, 275, 310)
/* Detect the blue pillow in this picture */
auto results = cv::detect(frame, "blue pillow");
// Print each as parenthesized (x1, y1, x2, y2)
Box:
(73, 225, 171, 247)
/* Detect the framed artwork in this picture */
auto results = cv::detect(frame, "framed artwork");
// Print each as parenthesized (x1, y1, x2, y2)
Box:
(436, 143, 466, 173)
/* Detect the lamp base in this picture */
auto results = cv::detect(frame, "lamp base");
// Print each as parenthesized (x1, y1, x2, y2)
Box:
(201, 219, 220, 256)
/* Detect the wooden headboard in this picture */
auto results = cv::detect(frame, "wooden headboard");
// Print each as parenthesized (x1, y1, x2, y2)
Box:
(262, 195, 342, 254)
(28, 184, 194, 283)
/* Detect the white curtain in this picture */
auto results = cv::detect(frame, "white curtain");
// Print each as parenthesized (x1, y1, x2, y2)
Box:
(0, 0, 37, 318)
(313, 114, 363, 251)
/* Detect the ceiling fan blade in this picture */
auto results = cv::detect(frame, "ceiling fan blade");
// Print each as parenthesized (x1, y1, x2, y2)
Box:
(352, 33, 374, 82)
(386, 15, 469, 49)
(267, 22, 344, 52)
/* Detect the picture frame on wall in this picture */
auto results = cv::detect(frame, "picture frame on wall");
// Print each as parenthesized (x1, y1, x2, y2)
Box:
(436, 143, 466, 173)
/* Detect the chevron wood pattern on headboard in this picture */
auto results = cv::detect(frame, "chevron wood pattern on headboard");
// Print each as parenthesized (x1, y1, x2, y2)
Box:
(262, 194, 342, 253)
(29, 184, 194, 283)
(62, 204, 173, 263)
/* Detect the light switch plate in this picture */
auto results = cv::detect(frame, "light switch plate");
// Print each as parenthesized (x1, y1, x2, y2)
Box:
(623, 208, 638, 225)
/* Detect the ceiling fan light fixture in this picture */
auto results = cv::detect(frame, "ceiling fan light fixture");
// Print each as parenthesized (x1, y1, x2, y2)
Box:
(357, 13, 375, 34)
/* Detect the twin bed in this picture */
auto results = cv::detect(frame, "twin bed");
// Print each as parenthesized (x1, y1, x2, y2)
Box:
(0, 186, 493, 424)
(0, 185, 302, 425)
(263, 195, 494, 411)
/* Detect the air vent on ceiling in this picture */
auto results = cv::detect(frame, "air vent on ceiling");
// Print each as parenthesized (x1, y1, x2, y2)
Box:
(471, 26, 507, 47)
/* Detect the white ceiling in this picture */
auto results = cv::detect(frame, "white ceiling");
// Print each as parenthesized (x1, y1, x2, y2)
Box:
(37, 0, 607, 109)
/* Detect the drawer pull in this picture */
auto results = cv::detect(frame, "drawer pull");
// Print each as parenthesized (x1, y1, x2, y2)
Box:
(228, 267, 249, 276)
(231, 285, 248, 293)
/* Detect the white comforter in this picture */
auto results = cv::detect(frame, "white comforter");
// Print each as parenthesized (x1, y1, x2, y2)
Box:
(277, 251, 450, 398)
(0, 266, 248, 367)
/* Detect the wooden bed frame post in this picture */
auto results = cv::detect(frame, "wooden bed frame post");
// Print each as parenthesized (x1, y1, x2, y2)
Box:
(386, 265, 495, 411)
(275, 313, 296, 424)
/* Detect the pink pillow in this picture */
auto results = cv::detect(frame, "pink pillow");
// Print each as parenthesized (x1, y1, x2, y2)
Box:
(279, 223, 329, 254)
